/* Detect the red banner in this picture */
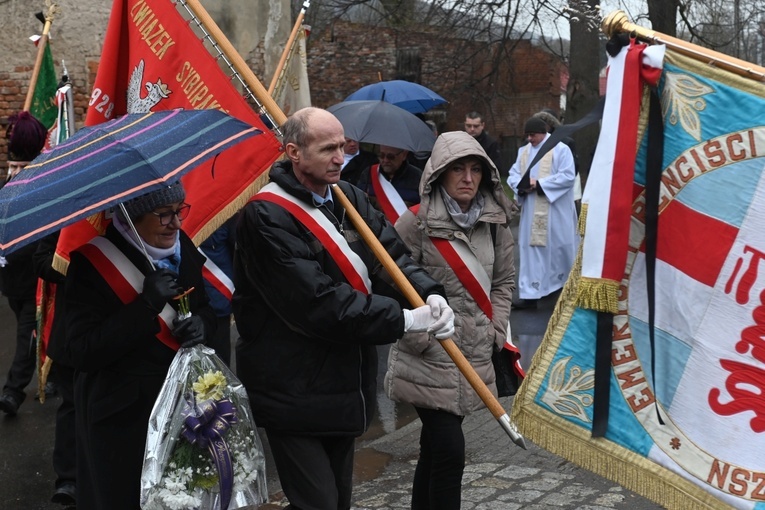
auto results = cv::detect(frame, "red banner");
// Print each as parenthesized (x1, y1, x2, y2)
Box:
(55, 0, 283, 271)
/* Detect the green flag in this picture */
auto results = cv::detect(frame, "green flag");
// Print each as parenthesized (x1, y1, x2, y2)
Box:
(30, 42, 57, 129)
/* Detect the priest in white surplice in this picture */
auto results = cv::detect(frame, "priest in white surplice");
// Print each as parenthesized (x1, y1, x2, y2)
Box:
(507, 116, 579, 308)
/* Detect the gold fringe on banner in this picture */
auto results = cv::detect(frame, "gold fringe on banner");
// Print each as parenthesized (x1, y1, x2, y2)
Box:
(191, 170, 272, 246)
(577, 202, 587, 236)
(575, 277, 619, 313)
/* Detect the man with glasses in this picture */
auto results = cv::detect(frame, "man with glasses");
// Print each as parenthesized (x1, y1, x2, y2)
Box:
(356, 144, 422, 223)
(507, 116, 578, 310)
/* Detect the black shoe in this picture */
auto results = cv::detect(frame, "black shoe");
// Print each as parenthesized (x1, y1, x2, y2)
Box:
(0, 393, 20, 416)
(511, 298, 538, 310)
(51, 483, 76, 506)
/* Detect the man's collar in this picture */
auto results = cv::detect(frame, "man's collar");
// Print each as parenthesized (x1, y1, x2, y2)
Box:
(311, 186, 333, 207)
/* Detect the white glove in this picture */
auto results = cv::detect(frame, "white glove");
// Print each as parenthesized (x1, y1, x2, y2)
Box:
(426, 294, 455, 340)
(403, 305, 434, 333)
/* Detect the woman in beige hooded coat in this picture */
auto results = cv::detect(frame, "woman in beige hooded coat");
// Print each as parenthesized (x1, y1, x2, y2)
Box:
(385, 131, 516, 509)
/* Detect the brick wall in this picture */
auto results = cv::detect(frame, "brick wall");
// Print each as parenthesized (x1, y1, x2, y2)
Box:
(306, 20, 564, 168)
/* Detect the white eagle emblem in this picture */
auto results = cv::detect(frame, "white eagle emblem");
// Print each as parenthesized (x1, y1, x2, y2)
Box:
(126, 59, 171, 114)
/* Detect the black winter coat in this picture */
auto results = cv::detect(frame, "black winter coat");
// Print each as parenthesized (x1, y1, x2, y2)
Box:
(233, 161, 444, 437)
(65, 225, 215, 510)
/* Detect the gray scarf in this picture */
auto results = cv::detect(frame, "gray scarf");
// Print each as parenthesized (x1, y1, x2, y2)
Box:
(439, 186, 484, 229)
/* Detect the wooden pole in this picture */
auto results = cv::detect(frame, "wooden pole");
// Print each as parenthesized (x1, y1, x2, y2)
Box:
(331, 184, 527, 449)
(602, 10, 765, 82)
(182, 0, 288, 127)
(23, 3, 58, 112)
(268, 5, 308, 95)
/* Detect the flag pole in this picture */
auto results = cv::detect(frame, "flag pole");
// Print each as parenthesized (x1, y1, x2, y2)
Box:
(602, 10, 765, 82)
(331, 184, 527, 449)
(180, 0, 288, 127)
(268, 1, 310, 95)
(23, 1, 58, 112)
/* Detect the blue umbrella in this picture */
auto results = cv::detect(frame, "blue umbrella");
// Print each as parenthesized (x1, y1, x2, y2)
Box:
(345, 80, 447, 114)
(0, 108, 261, 255)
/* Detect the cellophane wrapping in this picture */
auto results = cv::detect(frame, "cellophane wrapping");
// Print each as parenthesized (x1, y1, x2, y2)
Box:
(140, 345, 267, 510)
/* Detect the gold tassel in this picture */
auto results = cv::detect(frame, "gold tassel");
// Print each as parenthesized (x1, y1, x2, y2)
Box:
(576, 277, 620, 313)
(578, 202, 588, 236)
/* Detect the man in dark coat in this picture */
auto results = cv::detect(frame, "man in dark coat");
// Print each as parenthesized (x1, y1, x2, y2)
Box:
(465, 111, 504, 179)
(339, 137, 378, 187)
(356, 144, 423, 210)
(64, 183, 216, 510)
(233, 107, 454, 510)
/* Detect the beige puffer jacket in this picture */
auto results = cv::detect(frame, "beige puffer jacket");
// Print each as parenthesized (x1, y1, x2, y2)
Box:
(384, 131, 516, 416)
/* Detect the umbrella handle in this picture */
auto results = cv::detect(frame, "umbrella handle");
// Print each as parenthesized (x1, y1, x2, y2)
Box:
(118, 204, 156, 271)
(331, 184, 526, 449)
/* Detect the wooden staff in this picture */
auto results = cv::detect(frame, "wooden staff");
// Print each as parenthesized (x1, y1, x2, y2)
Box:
(332, 184, 527, 449)
(268, 0, 310, 95)
(23, 1, 58, 111)
(602, 10, 765, 82)
(182, 0, 288, 127)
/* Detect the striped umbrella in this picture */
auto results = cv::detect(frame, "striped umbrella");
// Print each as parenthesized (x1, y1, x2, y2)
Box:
(0, 108, 261, 255)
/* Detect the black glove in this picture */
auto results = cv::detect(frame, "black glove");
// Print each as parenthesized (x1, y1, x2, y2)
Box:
(173, 315, 206, 348)
(140, 268, 182, 313)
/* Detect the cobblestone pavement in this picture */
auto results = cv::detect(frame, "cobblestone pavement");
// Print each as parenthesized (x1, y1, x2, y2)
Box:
(260, 395, 663, 510)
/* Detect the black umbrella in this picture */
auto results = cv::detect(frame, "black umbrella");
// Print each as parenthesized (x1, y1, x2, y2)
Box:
(327, 100, 436, 153)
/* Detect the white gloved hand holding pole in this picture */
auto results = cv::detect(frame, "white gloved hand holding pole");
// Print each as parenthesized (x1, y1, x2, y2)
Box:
(403, 305, 435, 333)
(426, 294, 455, 339)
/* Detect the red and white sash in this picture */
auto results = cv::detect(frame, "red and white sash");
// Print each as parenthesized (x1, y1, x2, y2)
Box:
(78, 236, 180, 351)
(370, 164, 408, 224)
(428, 234, 525, 377)
(198, 247, 234, 301)
(253, 183, 372, 294)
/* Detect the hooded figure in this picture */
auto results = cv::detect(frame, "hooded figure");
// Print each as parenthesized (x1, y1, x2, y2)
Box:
(4, 111, 47, 182)
(385, 131, 516, 509)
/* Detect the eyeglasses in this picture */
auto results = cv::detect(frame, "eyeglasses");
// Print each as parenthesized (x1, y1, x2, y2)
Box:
(379, 150, 403, 161)
(151, 203, 191, 226)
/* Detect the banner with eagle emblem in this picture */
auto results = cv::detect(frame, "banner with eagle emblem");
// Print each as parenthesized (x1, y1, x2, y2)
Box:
(53, 0, 283, 272)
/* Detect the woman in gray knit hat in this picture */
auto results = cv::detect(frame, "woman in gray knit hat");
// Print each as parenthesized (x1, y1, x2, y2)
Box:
(63, 181, 217, 510)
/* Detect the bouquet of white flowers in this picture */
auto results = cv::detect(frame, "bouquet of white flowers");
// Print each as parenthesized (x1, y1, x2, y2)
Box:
(140, 344, 267, 510)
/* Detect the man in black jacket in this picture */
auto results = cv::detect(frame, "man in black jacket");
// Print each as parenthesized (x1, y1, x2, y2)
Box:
(465, 111, 503, 179)
(234, 107, 454, 510)
(339, 137, 377, 187)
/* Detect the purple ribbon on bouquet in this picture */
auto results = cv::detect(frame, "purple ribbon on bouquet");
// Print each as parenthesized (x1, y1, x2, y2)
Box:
(181, 398, 238, 510)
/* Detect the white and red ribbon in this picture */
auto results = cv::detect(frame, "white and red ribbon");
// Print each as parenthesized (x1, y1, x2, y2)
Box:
(253, 183, 372, 294)
(579, 40, 665, 311)
(370, 164, 408, 224)
(78, 236, 180, 350)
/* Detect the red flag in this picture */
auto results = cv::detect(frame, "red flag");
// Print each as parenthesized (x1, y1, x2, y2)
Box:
(54, 0, 283, 272)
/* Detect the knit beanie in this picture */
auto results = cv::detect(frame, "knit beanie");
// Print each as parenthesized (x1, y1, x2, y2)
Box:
(6, 111, 48, 161)
(524, 116, 549, 135)
(533, 111, 561, 130)
(120, 181, 186, 219)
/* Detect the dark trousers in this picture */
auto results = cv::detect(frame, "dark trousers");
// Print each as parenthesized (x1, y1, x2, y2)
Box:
(411, 406, 465, 510)
(266, 429, 355, 510)
(3, 297, 38, 403)
(208, 315, 232, 366)
(50, 362, 76, 488)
